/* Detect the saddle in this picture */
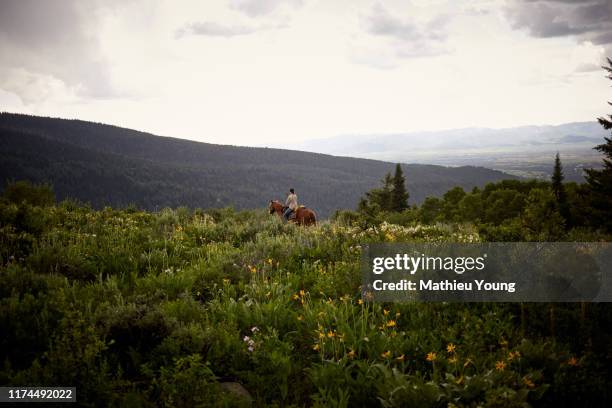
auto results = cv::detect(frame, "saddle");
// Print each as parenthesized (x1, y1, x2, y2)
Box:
(283, 205, 304, 220)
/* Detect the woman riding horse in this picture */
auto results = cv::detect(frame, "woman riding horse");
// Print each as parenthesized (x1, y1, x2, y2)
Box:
(269, 200, 316, 226)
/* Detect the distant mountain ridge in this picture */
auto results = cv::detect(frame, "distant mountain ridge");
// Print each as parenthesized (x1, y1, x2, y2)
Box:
(274, 122, 607, 181)
(280, 122, 606, 155)
(0, 112, 518, 217)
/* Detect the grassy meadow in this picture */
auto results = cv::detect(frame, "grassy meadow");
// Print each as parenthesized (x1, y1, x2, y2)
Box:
(1, 196, 611, 407)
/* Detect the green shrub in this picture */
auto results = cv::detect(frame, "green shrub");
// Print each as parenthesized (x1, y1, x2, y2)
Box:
(2, 181, 55, 207)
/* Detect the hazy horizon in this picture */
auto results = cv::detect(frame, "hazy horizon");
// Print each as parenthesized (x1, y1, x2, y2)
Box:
(1, 0, 611, 146)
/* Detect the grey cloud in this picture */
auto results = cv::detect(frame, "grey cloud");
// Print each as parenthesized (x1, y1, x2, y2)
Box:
(0, 0, 119, 102)
(506, 1, 612, 49)
(229, 0, 302, 18)
(176, 22, 259, 38)
(362, 4, 451, 59)
(176, 0, 299, 38)
(366, 4, 418, 40)
(592, 30, 612, 45)
(176, 20, 289, 38)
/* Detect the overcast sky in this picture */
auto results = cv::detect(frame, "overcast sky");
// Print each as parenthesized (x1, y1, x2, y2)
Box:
(1, 0, 611, 146)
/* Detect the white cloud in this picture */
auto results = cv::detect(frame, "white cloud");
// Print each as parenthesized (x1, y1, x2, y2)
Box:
(575, 62, 602, 73)
(229, 0, 303, 18)
(347, 2, 453, 68)
(0, 68, 79, 105)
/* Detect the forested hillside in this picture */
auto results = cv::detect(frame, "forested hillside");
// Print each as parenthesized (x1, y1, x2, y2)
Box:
(0, 113, 517, 217)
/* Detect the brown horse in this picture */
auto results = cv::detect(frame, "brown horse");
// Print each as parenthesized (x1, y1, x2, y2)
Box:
(269, 200, 317, 226)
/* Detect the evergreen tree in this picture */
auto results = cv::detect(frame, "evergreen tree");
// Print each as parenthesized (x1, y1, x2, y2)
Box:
(357, 197, 381, 227)
(379, 172, 393, 211)
(551, 153, 570, 227)
(585, 58, 612, 231)
(521, 188, 565, 241)
(390, 163, 409, 212)
(363, 172, 393, 212)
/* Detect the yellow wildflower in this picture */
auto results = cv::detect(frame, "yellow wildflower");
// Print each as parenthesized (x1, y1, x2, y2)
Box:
(567, 356, 578, 366)
(448, 356, 458, 364)
(347, 349, 356, 359)
(292, 294, 299, 300)
(357, 299, 364, 305)
(383, 309, 389, 316)
(297, 315, 304, 321)
(446, 343, 457, 354)
(327, 330, 335, 338)
(312, 344, 320, 351)
(426, 352, 437, 362)
(495, 361, 506, 371)
(381, 350, 392, 359)
(386, 320, 397, 328)
(299, 289, 305, 297)
(523, 377, 535, 388)
(508, 351, 521, 361)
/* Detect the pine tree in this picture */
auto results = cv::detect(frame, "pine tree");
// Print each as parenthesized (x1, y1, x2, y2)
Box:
(522, 188, 565, 241)
(363, 172, 393, 212)
(551, 153, 570, 227)
(585, 58, 612, 231)
(390, 163, 409, 212)
(380, 172, 393, 211)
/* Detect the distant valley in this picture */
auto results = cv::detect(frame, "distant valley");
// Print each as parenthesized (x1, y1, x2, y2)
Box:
(274, 122, 608, 182)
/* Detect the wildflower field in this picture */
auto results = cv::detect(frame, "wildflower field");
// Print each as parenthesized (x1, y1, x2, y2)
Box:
(1, 201, 611, 407)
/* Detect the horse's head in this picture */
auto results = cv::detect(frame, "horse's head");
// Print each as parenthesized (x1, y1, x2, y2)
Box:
(269, 200, 281, 214)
